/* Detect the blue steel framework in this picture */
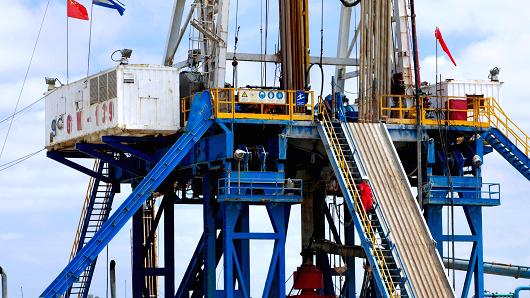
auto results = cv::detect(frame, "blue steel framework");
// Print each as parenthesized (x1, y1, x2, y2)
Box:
(42, 90, 530, 298)
(42, 91, 308, 297)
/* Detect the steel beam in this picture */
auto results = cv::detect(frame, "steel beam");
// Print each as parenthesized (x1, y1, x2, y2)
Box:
(335, 4, 352, 91)
(212, 0, 230, 88)
(226, 52, 359, 66)
(444, 258, 530, 279)
(164, 0, 187, 65)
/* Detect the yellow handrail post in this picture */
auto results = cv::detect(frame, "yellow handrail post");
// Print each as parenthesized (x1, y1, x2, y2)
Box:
(231, 89, 235, 119)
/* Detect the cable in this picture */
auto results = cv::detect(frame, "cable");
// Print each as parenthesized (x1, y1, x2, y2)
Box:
(0, 0, 51, 161)
(0, 94, 47, 127)
(339, 0, 361, 7)
(0, 149, 45, 172)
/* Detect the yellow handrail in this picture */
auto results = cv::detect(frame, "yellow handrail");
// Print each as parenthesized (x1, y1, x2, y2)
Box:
(485, 97, 530, 156)
(210, 88, 314, 121)
(379, 94, 491, 128)
(319, 98, 401, 297)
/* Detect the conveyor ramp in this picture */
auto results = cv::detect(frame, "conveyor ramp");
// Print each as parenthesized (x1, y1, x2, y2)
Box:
(348, 123, 453, 298)
(318, 110, 453, 297)
(40, 92, 214, 298)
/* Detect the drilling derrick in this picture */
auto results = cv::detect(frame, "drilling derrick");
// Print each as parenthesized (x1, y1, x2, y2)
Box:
(36, 1, 530, 298)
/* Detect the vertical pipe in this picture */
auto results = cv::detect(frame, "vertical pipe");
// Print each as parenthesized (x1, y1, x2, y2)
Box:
(409, 0, 423, 206)
(0, 266, 6, 298)
(110, 261, 116, 298)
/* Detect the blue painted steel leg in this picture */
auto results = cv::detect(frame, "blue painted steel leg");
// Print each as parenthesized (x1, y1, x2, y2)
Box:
(263, 204, 290, 298)
(464, 206, 484, 298)
(237, 205, 251, 294)
(425, 206, 444, 255)
(202, 171, 217, 297)
(131, 203, 146, 297)
(343, 204, 356, 298)
(164, 190, 176, 297)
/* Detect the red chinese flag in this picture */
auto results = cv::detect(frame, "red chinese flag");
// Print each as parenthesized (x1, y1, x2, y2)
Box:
(67, 0, 89, 20)
(435, 27, 456, 66)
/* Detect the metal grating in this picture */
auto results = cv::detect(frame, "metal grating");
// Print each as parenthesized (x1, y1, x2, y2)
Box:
(89, 77, 98, 105)
(107, 70, 117, 99)
(98, 73, 108, 102)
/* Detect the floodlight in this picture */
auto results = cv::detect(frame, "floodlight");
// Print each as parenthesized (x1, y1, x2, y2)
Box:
(45, 77, 58, 91)
(111, 48, 134, 65)
(488, 67, 500, 81)
(234, 149, 246, 160)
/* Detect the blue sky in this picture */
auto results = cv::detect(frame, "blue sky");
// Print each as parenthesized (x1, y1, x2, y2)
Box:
(0, 0, 529, 297)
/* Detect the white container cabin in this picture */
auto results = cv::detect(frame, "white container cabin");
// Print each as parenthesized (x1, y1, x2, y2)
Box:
(45, 64, 180, 150)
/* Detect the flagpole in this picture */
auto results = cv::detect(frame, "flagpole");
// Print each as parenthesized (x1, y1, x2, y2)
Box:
(435, 28, 438, 99)
(66, 3, 69, 84)
(87, 1, 94, 78)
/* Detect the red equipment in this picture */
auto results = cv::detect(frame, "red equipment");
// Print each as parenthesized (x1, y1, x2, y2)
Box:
(288, 265, 335, 298)
(447, 99, 467, 120)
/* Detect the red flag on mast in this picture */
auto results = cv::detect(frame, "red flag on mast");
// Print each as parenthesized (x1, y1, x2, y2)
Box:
(67, 0, 89, 20)
(435, 27, 456, 66)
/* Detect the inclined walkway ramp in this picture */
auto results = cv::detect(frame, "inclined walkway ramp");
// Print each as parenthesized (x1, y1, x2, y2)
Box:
(318, 108, 453, 297)
(41, 91, 214, 298)
(483, 98, 530, 181)
(348, 123, 454, 298)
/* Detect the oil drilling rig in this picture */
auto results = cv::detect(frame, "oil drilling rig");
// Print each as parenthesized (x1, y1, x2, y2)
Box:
(38, 0, 530, 297)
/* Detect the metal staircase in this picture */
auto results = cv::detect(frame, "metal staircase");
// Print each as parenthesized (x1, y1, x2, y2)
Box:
(41, 91, 215, 297)
(484, 98, 530, 181)
(317, 106, 412, 298)
(67, 160, 116, 298)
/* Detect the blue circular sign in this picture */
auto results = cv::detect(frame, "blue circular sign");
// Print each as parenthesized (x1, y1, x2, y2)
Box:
(259, 91, 266, 99)
(267, 91, 275, 99)
(276, 92, 284, 99)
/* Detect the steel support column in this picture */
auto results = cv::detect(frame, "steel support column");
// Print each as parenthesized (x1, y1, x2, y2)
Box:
(202, 171, 217, 297)
(164, 190, 176, 297)
(335, 4, 352, 91)
(131, 206, 146, 297)
(343, 203, 356, 298)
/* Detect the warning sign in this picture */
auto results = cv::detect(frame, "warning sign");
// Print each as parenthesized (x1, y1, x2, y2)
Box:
(238, 89, 286, 104)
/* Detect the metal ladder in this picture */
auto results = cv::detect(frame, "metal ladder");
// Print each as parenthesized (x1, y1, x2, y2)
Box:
(484, 97, 530, 181)
(317, 106, 411, 298)
(67, 160, 115, 298)
(41, 91, 214, 298)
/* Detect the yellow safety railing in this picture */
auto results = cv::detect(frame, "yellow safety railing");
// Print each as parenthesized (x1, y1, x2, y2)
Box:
(319, 97, 401, 297)
(181, 95, 192, 127)
(380, 94, 530, 158)
(485, 97, 530, 157)
(380, 94, 491, 128)
(211, 88, 314, 121)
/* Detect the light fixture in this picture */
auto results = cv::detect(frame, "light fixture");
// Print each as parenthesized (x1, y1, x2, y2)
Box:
(111, 48, 133, 65)
(45, 77, 61, 91)
(233, 149, 246, 160)
(488, 67, 500, 81)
